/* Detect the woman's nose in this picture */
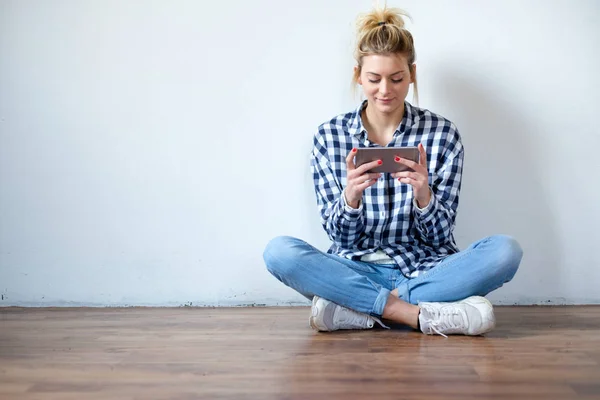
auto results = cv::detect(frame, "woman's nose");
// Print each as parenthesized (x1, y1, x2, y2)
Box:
(379, 80, 390, 95)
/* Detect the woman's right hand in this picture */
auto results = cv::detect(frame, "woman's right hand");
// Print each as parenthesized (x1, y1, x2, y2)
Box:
(344, 148, 382, 209)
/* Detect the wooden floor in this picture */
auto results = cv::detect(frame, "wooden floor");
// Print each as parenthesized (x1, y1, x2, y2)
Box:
(1, 306, 599, 400)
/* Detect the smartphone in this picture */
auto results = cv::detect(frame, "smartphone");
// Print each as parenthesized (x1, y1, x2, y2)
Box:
(354, 146, 419, 173)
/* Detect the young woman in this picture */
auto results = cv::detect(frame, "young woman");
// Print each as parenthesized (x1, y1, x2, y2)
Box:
(263, 6, 523, 337)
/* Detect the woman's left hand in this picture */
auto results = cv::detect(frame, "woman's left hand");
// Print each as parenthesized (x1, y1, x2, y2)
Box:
(392, 143, 431, 208)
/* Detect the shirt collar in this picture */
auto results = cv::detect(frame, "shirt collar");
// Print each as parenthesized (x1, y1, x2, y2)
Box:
(346, 100, 366, 137)
(347, 100, 419, 138)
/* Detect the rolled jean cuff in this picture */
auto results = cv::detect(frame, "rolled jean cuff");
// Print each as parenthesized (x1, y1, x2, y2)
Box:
(370, 287, 391, 318)
(396, 281, 412, 304)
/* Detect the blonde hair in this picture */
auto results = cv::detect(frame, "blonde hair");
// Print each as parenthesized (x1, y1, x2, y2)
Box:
(352, 6, 419, 104)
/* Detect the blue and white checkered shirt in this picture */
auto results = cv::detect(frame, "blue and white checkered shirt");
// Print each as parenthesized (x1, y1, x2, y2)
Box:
(310, 100, 464, 277)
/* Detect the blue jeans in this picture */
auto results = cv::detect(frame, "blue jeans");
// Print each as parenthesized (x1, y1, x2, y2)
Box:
(263, 235, 523, 319)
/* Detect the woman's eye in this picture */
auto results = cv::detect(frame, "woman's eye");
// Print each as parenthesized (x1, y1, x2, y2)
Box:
(368, 79, 403, 83)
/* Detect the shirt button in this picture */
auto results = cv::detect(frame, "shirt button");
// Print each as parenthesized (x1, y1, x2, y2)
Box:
(374, 240, 380, 246)
(380, 211, 386, 218)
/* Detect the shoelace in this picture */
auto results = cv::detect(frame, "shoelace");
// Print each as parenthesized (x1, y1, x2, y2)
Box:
(421, 304, 467, 338)
(337, 307, 371, 329)
(336, 307, 390, 329)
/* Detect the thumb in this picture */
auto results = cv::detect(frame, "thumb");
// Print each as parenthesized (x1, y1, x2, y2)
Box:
(418, 143, 428, 167)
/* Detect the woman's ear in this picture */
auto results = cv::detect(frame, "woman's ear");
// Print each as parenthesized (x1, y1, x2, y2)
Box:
(410, 63, 417, 84)
(354, 65, 362, 85)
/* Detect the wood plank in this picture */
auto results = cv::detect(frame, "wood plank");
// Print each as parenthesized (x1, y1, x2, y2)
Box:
(1, 306, 599, 400)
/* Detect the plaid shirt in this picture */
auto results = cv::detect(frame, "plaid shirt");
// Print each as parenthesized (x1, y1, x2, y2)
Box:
(310, 100, 464, 277)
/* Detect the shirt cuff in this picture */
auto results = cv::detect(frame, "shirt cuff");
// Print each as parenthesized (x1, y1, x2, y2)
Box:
(413, 187, 434, 213)
(342, 189, 363, 214)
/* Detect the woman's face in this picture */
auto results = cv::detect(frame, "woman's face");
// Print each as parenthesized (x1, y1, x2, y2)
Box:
(356, 53, 414, 114)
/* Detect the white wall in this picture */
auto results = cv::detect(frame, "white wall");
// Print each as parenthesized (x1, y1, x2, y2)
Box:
(1, 0, 598, 306)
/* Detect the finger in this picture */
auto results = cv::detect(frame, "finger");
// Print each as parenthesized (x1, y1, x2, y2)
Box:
(346, 148, 358, 171)
(394, 156, 420, 171)
(394, 171, 422, 181)
(356, 178, 380, 191)
(418, 143, 428, 167)
(351, 173, 381, 185)
(398, 177, 427, 195)
(355, 159, 382, 175)
(361, 172, 382, 181)
(397, 176, 417, 186)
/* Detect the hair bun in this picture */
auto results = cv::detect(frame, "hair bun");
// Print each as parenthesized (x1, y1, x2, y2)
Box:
(356, 6, 410, 36)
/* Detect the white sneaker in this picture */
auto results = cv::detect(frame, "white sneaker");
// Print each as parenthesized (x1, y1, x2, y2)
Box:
(309, 295, 378, 332)
(418, 296, 496, 337)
